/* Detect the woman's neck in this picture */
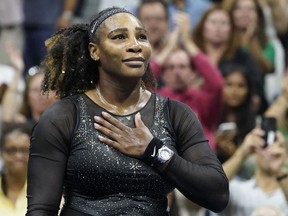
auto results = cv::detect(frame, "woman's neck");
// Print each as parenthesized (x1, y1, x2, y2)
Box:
(3, 171, 26, 204)
(204, 42, 227, 65)
(85, 81, 151, 115)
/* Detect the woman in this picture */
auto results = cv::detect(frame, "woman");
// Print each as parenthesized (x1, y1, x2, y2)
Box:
(0, 122, 32, 216)
(227, 0, 278, 113)
(228, 0, 275, 75)
(216, 63, 256, 164)
(26, 7, 229, 215)
(18, 68, 57, 125)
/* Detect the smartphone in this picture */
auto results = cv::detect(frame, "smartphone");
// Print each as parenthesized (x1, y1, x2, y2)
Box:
(217, 122, 237, 140)
(218, 122, 237, 132)
(261, 117, 277, 148)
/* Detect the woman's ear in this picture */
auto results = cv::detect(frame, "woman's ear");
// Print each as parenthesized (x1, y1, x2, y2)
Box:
(88, 42, 100, 61)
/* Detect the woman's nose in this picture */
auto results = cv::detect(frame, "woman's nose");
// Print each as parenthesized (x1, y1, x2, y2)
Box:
(127, 38, 142, 52)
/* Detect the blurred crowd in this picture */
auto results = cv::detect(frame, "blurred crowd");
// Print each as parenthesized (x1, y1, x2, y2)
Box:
(0, 0, 288, 215)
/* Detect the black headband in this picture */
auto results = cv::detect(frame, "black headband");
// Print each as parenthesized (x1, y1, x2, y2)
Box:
(88, 7, 133, 41)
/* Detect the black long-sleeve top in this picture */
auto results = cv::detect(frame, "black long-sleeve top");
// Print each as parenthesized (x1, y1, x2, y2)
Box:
(26, 93, 229, 216)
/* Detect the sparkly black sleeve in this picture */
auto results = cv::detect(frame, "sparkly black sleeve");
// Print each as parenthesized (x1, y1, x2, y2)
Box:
(161, 99, 229, 213)
(26, 97, 77, 216)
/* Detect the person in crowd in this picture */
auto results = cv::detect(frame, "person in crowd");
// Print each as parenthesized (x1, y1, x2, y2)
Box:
(246, 0, 288, 67)
(211, 127, 288, 216)
(0, 0, 24, 66)
(216, 63, 256, 164)
(167, 0, 213, 31)
(253, 0, 286, 104)
(192, 3, 265, 114)
(0, 41, 25, 105)
(265, 71, 288, 144)
(0, 122, 32, 216)
(23, 0, 79, 76)
(26, 6, 229, 215)
(137, 0, 170, 57)
(17, 68, 57, 126)
(1, 41, 25, 122)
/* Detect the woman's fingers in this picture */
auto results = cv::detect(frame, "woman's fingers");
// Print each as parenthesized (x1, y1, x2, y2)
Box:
(102, 112, 131, 132)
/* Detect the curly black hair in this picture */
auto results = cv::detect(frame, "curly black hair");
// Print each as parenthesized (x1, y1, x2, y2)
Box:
(41, 7, 156, 98)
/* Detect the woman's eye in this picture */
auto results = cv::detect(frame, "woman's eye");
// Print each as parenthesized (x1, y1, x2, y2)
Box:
(138, 34, 147, 40)
(112, 34, 125, 40)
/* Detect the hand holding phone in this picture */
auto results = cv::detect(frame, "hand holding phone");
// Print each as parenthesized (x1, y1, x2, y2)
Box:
(261, 117, 277, 148)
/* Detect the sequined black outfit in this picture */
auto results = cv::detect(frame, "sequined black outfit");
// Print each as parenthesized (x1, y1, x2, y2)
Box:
(26, 93, 229, 215)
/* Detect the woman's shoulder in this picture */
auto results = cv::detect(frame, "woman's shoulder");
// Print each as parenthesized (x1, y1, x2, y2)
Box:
(40, 95, 79, 121)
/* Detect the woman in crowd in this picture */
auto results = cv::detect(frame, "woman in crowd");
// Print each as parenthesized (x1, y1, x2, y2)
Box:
(216, 63, 256, 166)
(26, 6, 229, 216)
(0, 122, 32, 216)
(227, 0, 279, 113)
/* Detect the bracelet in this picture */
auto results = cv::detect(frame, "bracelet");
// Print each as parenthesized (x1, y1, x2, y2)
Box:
(276, 173, 288, 181)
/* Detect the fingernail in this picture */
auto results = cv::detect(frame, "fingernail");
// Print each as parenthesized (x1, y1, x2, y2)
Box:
(102, 111, 109, 116)
(98, 135, 104, 141)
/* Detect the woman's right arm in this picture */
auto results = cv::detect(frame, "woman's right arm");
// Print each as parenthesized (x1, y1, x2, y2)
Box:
(26, 98, 76, 216)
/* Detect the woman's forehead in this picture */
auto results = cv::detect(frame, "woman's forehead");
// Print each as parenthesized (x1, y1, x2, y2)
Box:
(101, 13, 144, 32)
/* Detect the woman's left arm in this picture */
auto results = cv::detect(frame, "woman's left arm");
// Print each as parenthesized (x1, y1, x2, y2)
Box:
(93, 101, 229, 213)
(159, 101, 229, 213)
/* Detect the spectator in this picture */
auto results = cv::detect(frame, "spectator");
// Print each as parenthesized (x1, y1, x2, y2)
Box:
(265, 71, 288, 144)
(252, 0, 288, 67)
(167, 0, 213, 31)
(211, 127, 288, 216)
(254, 0, 285, 104)
(137, 0, 170, 57)
(216, 63, 256, 164)
(0, 122, 32, 216)
(23, 0, 79, 76)
(0, 0, 24, 66)
(1, 41, 26, 122)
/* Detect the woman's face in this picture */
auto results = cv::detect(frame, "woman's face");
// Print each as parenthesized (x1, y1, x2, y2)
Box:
(223, 71, 249, 107)
(1, 131, 30, 175)
(28, 72, 56, 115)
(203, 9, 231, 45)
(232, 0, 258, 30)
(90, 13, 152, 80)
